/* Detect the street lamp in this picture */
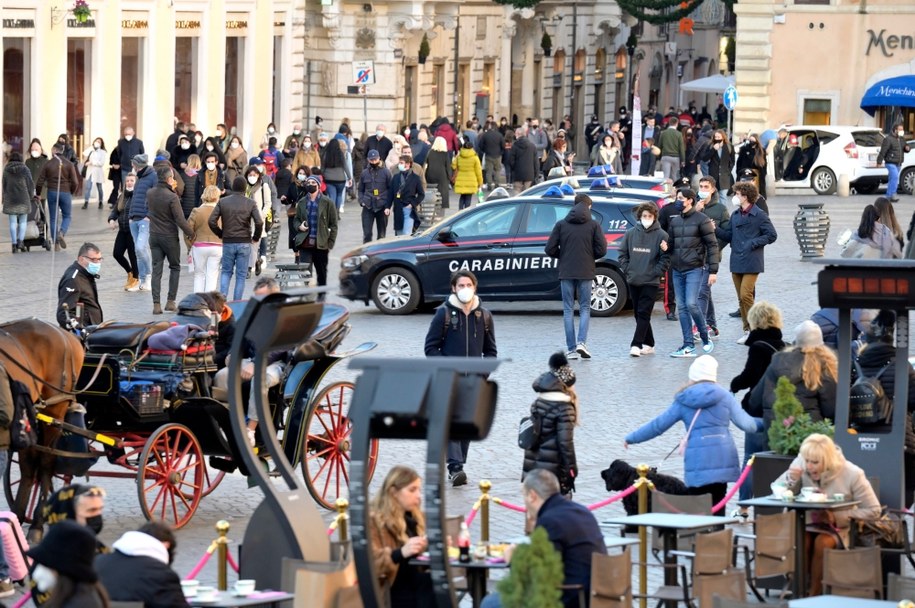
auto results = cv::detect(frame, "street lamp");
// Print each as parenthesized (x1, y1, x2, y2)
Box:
(625, 31, 638, 111)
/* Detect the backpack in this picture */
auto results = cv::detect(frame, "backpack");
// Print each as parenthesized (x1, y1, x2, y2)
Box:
(440, 306, 493, 341)
(261, 149, 278, 178)
(9, 380, 37, 450)
(849, 359, 892, 426)
(518, 411, 542, 450)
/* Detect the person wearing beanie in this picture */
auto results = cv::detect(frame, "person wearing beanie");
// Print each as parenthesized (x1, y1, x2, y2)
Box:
(292, 174, 338, 289)
(522, 352, 579, 496)
(127, 152, 157, 290)
(749, 320, 838, 440)
(146, 165, 194, 315)
(624, 354, 763, 506)
(27, 520, 109, 608)
(208, 176, 264, 300)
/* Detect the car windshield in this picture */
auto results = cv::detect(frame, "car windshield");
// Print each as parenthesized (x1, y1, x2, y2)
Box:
(448, 204, 519, 237)
(852, 131, 884, 147)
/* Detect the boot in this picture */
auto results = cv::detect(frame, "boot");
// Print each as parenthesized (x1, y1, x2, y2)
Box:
(11, 244, 16, 254)
(98, 201, 103, 209)
(152, 303, 163, 315)
(164, 300, 177, 312)
(124, 273, 137, 290)
(82, 201, 88, 210)
(57, 233, 67, 249)
(17, 241, 24, 252)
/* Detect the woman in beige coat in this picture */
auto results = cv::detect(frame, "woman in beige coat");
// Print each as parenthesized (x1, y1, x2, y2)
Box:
(186, 185, 223, 292)
(778, 433, 880, 595)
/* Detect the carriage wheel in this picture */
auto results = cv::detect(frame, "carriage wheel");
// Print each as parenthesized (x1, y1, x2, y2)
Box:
(137, 424, 205, 529)
(301, 381, 379, 510)
(4, 452, 70, 524)
(180, 465, 225, 500)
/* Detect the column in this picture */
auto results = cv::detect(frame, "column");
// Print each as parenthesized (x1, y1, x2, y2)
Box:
(499, 18, 515, 119)
(143, 1, 176, 146)
(31, 7, 68, 144)
(92, 4, 122, 148)
(198, 0, 226, 135)
(521, 25, 535, 118)
(242, 5, 274, 151)
(732, 0, 774, 135)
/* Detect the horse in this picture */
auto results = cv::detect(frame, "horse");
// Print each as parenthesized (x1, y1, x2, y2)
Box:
(0, 319, 84, 532)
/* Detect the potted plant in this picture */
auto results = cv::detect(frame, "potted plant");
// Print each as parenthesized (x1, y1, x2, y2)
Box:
(418, 33, 430, 65)
(496, 527, 564, 608)
(541, 32, 552, 57)
(72, 0, 91, 23)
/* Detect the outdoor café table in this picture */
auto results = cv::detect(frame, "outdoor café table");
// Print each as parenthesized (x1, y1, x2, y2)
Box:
(738, 495, 861, 598)
(603, 536, 641, 551)
(411, 554, 509, 608)
(187, 590, 295, 607)
(789, 596, 897, 608)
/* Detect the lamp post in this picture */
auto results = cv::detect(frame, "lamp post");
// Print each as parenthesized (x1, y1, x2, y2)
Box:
(625, 31, 638, 111)
(453, 15, 460, 125)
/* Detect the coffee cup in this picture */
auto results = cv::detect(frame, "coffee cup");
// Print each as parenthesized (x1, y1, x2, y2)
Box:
(234, 579, 256, 595)
(197, 586, 217, 601)
(800, 487, 816, 498)
(833, 493, 845, 502)
(181, 580, 199, 597)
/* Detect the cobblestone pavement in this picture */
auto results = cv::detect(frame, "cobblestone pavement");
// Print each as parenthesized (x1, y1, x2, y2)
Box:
(0, 189, 912, 602)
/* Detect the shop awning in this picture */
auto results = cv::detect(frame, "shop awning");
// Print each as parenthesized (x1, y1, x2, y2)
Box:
(860, 75, 915, 116)
(679, 74, 735, 94)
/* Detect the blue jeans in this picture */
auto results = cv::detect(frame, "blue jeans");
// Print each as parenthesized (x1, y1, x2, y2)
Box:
(47, 190, 72, 241)
(673, 268, 708, 346)
(395, 207, 414, 236)
(739, 430, 768, 501)
(447, 440, 469, 473)
(220, 242, 251, 300)
(325, 181, 346, 211)
(697, 267, 717, 327)
(887, 163, 900, 198)
(84, 178, 103, 204)
(129, 219, 152, 281)
(561, 279, 592, 351)
(8, 213, 27, 243)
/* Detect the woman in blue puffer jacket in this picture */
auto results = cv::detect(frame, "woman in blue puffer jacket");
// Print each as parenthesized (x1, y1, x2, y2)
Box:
(624, 355, 763, 507)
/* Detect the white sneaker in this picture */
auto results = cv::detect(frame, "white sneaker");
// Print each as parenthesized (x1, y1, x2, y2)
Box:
(139, 277, 151, 291)
(339, 206, 344, 215)
(736, 331, 750, 345)
(629, 346, 641, 357)
(246, 428, 256, 447)
(566, 350, 580, 361)
(640, 345, 656, 355)
(576, 343, 592, 359)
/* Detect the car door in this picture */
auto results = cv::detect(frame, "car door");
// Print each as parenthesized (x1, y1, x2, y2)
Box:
(419, 202, 523, 298)
(511, 201, 586, 295)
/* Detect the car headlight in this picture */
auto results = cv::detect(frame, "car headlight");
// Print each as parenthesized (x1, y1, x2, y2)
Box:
(342, 255, 368, 270)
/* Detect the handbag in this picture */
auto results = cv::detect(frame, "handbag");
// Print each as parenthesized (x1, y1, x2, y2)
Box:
(518, 412, 542, 450)
(854, 508, 905, 548)
(678, 410, 702, 456)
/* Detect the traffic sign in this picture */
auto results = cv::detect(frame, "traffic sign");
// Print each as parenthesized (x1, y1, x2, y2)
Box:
(352, 60, 375, 86)
(723, 85, 738, 111)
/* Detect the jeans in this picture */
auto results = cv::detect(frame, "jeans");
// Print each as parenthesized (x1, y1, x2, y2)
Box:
(47, 190, 72, 241)
(660, 156, 680, 181)
(697, 267, 717, 327)
(129, 218, 152, 281)
(739, 431, 768, 501)
(447, 440, 470, 473)
(673, 267, 708, 346)
(84, 178, 103, 204)
(325, 181, 346, 211)
(113, 229, 138, 276)
(220, 242, 251, 300)
(732, 272, 759, 332)
(395, 206, 414, 236)
(481, 593, 502, 608)
(361, 207, 387, 243)
(192, 244, 223, 292)
(7, 213, 27, 243)
(887, 163, 901, 198)
(459, 193, 473, 209)
(149, 234, 182, 304)
(561, 279, 592, 351)
(629, 284, 658, 347)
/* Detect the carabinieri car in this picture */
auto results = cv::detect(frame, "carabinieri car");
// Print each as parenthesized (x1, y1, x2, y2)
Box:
(338, 188, 647, 316)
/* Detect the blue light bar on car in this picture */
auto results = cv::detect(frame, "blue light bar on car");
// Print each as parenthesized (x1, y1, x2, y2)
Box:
(589, 176, 620, 190)
(542, 186, 565, 198)
(586, 164, 615, 178)
(559, 184, 575, 195)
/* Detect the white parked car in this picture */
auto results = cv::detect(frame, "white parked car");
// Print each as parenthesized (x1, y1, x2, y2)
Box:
(773, 126, 886, 195)
(900, 138, 915, 195)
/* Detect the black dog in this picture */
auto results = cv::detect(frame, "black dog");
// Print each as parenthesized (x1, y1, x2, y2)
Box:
(600, 459, 690, 517)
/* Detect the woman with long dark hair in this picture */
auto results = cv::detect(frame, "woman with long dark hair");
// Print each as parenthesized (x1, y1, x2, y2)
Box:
(736, 133, 768, 197)
(108, 173, 140, 291)
(848, 203, 902, 259)
(701, 129, 734, 193)
(322, 137, 351, 213)
(81, 136, 108, 209)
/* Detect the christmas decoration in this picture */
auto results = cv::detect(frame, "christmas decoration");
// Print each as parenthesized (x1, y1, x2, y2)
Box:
(617, 0, 703, 25)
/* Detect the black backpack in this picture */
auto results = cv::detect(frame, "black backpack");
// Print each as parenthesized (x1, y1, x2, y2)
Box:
(9, 380, 37, 450)
(849, 359, 892, 426)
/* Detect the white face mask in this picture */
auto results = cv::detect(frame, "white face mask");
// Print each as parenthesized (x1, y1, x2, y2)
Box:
(206, 145, 214, 151)
(32, 564, 57, 593)
(899, 131, 905, 137)
(206, 162, 216, 171)
(303, 142, 312, 149)
(181, 142, 190, 150)
(640, 218, 654, 229)
(247, 175, 259, 185)
(697, 190, 710, 200)
(456, 287, 474, 304)
(195, 135, 203, 144)
(297, 173, 307, 181)
(376, 131, 385, 139)
(125, 135, 134, 141)
(398, 163, 407, 172)
(257, 165, 265, 174)
(732, 194, 742, 206)
(230, 142, 240, 149)
(31, 150, 41, 158)
(93, 142, 100, 150)
(268, 127, 275, 134)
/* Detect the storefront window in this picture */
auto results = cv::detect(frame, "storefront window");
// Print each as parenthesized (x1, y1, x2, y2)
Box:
(175, 37, 197, 123)
(121, 37, 141, 131)
(803, 99, 831, 125)
(3, 38, 29, 155)
(225, 37, 244, 130)
(67, 38, 92, 147)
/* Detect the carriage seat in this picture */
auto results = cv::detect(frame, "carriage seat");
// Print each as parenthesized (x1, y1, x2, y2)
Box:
(85, 322, 171, 355)
(290, 304, 351, 362)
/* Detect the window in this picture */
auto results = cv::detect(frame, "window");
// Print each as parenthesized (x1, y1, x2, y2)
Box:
(476, 16, 486, 40)
(175, 37, 196, 123)
(224, 37, 244, 130)
(521, 203, 603, 234)
(449, 205, 519, 238)
(802, 98, 831, 125)
(851, 130, 884, 148)
(67, 38, 92, 145)
(3, 38, 29, 154)
(121, 37, 141, 131)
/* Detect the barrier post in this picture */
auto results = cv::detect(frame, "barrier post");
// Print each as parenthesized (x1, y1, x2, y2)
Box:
(637, 464, 650, 608)
(216, 520, 230, 591)
(335, 498, 350, 542)
(479, 480, 491, 546)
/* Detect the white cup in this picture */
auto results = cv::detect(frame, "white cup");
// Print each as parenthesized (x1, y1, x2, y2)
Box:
(234, 579, 256, 595)
(197, 586, 217, 601)
(800, 487, 816, 497)
(181, 580, 200, 597)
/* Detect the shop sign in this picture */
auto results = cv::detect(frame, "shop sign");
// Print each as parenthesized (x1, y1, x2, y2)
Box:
(866, 29, 915, 57)
(226, 20, 248, 29)
(176, 20, 201, 29)
(122, 20, 148, 29)
(67, 19, 95, 28)
(2, 19, 35, 28)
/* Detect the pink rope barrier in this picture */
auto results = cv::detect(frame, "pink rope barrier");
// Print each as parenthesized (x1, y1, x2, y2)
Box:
(711, 456, 754, 514)
(11, 590, 30, 608)
(226, 550, 240, 574)
(465, 503, 480, 528)
(327, 525, 336, 536)
(587, 482, 639, 511)
(184, 549, 213, 580)
(492, 497, 526, 513)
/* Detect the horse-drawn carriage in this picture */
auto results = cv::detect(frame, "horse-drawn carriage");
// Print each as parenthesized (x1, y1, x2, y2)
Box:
(3, 299, 378, 530)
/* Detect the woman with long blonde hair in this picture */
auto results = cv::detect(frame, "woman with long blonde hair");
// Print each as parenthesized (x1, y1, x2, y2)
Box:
(186, 185, 223, 292)
(369, 466, 433, 607)
(424, 136, 453, 209)
(749, 320, 838, 443)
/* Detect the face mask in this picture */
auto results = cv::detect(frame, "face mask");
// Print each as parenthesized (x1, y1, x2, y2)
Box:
(732, 195, 742, 206)
(899, 131, 905, 137)
(125, 135, 134, 141)
(456, 287, 475, 304)
(319, 141, 327, 148)
(31, 150, 41, 158)
(397, 163, 407, 172)
(93, 143, 100, 150)
(376, 131, 385, 139)
(404, 130, 411, 138)
(297, 173, 307, 181)
(257, 166, 265, 174)
(195, 136, 203, 144)
(697, 191, 710, 200)
(85, 514, 104, 535)
(248, 175, 259, 185)
(305, 183, 318, 194)
(268, 127, 275, 134)
(640, 218, 654, 229)
(230, 142, 240, 149)
(181, 142, 190, 150)
(32, 564, 57, 593)
(293, 129, 301, 136)
(206, 145, 214, 151)
(206, 162, 216, 171)
(87, 262, 102, 275)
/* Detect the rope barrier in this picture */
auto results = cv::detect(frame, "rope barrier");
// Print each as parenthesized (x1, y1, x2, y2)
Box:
(226, 550, 240, 574)
(491, 497, 526, 513)
(465, 500, 482, 527)
(712, 455, 755, 514)
(587, 482, 639, 511)
(184, 543, 217, 580)
(11, 590, 30, 608)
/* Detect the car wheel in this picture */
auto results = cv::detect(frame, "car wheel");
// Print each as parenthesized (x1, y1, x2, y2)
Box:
(811, 167, 837, 195)
(901, 167, 915, 195)
(854, 182, 879, 195)
(370, 267, 421, 315)
(591, 268, 628, 317)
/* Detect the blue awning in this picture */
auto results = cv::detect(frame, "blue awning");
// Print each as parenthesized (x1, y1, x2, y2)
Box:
(860, 75, 915, 116)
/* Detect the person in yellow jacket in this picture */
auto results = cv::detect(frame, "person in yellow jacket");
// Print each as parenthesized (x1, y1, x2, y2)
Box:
(451, 139, 483, 210)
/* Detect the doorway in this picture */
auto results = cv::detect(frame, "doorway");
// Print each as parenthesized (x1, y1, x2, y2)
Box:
(3, 38, 30, 155)
(67, 38, 92, 150)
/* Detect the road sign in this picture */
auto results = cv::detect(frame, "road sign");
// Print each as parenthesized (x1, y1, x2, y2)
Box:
(723, 85, 738, 111)
(352, 60, 375, 86)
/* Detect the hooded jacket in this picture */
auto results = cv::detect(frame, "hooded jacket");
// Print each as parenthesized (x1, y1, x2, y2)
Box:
(424, 295, 497, 358)
(522, 372, 578, 495)
(748, 349, 838, 434)
(96, 531, 189, 608)
(730, 327, 785, 410)
(699, 192, 729, 260)
(625, 382, 763, 487)
(668, 206, 719, 274)
(507, 137, 539, 183)
(128, 166, 158, 220)
(452, 148, 484, 195)
(618, 220, 670, 287)
(2, 160, 35, 215)
(545, 203, 608, 280)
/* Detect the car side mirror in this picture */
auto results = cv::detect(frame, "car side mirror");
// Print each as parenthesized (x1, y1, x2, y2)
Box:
(436, 228, 454, 242)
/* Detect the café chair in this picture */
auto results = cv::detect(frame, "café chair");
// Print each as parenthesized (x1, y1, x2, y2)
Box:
(735, 510, 795, 601)
(822, 546, 883, 599)
(672, 528, 742, 607)
(711, 596, 787, 608)
(649, 491, 714, 558)
(559, 584, 588, 608)
(693, 570, 746, 608)
(850, 508, 915, 571)
(887, 572, 915, 601)
(590, 548, 633, 608)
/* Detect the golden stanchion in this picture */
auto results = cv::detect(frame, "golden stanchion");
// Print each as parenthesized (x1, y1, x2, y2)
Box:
(335, 498, 350, 542)
(215, 520, 230, 591)
(636, 464, 654, 608)
(479, 480, 491, 546)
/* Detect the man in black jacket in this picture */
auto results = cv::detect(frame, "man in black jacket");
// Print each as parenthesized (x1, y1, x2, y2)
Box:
(877, 122, 910, 202)
(208, 177, 263, 300)
(696, 176, 729, 338)
(668, 188, 718, 358)
(478, 122, 505, 190)
(507, 128, 539, 192)
(115, 126, 145, 184)
(56, 242, 103, 330)
(97, 522, 189, 608)
(545, 194, 608, 360)
(358, 150, 392, 243)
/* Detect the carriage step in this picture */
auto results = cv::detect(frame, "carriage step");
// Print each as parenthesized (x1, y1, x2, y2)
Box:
(274, 264, 313, 291)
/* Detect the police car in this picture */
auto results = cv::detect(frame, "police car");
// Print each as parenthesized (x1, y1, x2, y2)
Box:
(338, 187, 647, 316)
(521, 166, 669, 197)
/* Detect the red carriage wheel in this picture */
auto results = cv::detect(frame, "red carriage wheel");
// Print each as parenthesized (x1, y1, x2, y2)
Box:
(301, 382, 379, 510)
(4, 452, 71, 524)
(137, 424, 205, 529)
(180, 465, 225, 500)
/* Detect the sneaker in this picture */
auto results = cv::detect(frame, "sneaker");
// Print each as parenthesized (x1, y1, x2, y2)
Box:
(246, 268, 252, 279)
(565, 350, 580, 361)
(692, 327, 701, 342)
(701, 341, 715, 354)
(730, 508, 749, 521)
(707, 325, 720, 340)
(246, 428, 257, 447)
(0, 578, 13, 599)
(139, 277, 152, 291)
(670, 345, 697, 358)
(640, 345, 656, 355)
(729, 310, 741, 318)
(666, 312, 677, 321)
(629, 346, 641, 357)
(576, 343, 592, 359)
(449, 470, 468, 487)
(255, 257, 263, 276)
(736, 331, 750, 345)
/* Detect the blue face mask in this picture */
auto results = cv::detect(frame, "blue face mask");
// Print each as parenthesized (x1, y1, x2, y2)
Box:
(87, 262, 101, 275)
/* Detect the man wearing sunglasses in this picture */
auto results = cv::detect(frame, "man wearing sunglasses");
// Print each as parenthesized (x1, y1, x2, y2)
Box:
(56, 242, 104, 330)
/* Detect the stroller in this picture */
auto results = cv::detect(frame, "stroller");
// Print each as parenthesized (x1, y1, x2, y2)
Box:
(22, 197, 52, 252)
